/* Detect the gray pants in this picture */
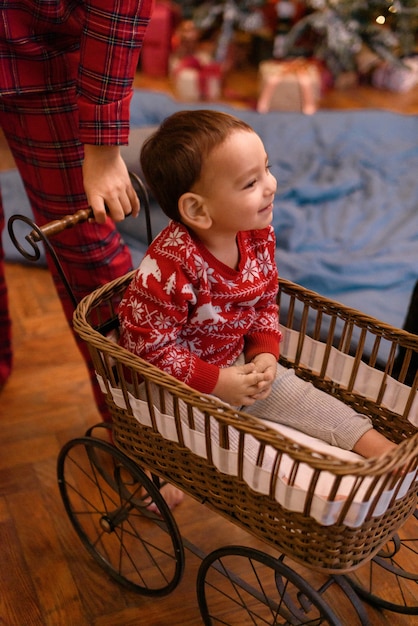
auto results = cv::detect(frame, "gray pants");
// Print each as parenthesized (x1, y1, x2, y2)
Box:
(245, 363, 372, 451)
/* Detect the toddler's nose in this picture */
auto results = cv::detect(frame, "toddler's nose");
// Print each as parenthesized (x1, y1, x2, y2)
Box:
(267, 173, 277, 195)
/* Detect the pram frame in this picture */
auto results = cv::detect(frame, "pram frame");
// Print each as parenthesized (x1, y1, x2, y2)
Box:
(8, 173, 418, 623)
(72, 270, 418, 575)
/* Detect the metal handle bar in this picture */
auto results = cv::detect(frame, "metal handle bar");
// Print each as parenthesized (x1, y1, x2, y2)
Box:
(7, 171, 153, 309)
(27, 207, 94, 243)
(26, 171, 153, 246)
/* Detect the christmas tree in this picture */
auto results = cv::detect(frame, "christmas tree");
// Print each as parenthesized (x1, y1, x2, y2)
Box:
(283, 0, 418, 78)
(191, 0, 267, 63)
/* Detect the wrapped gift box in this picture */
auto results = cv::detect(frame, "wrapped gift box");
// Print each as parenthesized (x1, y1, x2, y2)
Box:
(171, 56, 222, 102)
(257, 59, 323, 114)
(372, 57, 418, 93)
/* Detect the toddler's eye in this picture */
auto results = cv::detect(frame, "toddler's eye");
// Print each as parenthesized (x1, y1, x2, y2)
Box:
(245, 179, 257, 189)
(266, 164, 272, 173)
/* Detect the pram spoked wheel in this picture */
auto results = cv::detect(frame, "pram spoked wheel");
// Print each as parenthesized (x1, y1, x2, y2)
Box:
(196, 545, 341, 625)
(344, 509, 418, 615)
(57, 430, 185, 596)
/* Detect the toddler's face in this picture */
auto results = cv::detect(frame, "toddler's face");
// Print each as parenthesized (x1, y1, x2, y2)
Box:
(191, 129, 277, 235)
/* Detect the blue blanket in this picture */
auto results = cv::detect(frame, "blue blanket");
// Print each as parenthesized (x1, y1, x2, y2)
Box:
(3, 88, 418, 332)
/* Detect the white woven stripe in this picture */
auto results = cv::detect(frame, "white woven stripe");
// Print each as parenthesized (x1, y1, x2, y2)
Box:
(279, 326, 417, 424)
(96, 374, 417, 528)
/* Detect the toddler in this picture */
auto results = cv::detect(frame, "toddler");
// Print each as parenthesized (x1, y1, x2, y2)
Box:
(118, 110, 396, 489)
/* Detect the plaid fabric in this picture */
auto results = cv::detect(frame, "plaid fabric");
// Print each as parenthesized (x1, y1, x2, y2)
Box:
(0, 0, 153, 413)
(0, 90, 135, 416)
(0, 0, 153, 144)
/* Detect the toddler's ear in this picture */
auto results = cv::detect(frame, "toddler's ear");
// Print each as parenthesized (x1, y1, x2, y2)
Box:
(178, 192, 212, 230)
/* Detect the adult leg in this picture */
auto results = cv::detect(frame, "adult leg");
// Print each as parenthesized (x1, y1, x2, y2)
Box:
(0, 191, 12, 388)
(0, 91, 133, 419)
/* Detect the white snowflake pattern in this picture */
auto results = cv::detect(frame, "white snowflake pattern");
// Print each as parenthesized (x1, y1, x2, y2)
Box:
(257, 248, 273, 276)
(242, 258, 259, 283)
(193, 255, 217, 284)
(253, 312, 279, 331)
(163, 348, 190, 377)
(152, 311, 174, 330)
(162, 225, 187, 249)
(128, 297, 146, 323)
(149, 326, 178, 345)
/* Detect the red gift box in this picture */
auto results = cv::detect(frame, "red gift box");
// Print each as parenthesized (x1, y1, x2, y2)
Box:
(172, 56, 222, 101)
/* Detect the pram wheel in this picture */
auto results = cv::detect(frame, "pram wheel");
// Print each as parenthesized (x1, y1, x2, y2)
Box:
(57, 436, 185, 596)
(196, 545, 340, 625)
(344, 509, 418, 614)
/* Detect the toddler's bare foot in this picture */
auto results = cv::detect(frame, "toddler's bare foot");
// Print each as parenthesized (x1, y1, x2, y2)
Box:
(352, 430, 409, 478)
(160, 482, 184, 509)
(353, 429, 397, 459)
(142, 472, 184, 514)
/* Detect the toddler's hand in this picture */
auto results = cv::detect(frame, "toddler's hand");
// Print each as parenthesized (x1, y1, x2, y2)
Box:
(247, 353, 277, 401)
(213, 362, 272, 406)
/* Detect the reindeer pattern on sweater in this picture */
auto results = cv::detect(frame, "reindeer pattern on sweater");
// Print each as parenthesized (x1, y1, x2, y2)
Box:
(118, 221, 281, 394)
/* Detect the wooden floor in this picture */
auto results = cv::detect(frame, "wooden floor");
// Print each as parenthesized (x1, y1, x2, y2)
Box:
(2, 262, 418, 625)
(2, 72, 418, 625)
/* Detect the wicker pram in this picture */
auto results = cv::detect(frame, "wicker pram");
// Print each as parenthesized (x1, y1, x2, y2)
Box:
(8, 182, 418, 623)
(72, 270, 418, 575)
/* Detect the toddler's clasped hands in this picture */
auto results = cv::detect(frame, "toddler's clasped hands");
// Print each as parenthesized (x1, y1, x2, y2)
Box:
(213, 353, 277, 407)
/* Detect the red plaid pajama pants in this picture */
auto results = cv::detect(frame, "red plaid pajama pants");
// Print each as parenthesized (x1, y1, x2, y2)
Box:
(0, 89, 133, 418)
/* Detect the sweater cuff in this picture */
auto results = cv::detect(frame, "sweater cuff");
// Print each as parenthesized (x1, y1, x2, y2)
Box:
(245, 332, 281, 362)
(190, 362, 220, 395)
(78, 91, 133, 145)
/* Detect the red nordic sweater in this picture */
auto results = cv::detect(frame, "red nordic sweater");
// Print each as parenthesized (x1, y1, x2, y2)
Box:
(118, 221, 281, 395)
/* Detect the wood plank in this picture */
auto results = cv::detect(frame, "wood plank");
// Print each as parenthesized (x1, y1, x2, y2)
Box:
(0, 509, 44, 626)
(7, 484, 88, 626)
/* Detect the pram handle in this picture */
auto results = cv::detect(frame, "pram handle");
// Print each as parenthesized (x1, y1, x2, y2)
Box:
(7, 171, 152, 309)
(27, 207, 94, 243)
(27, 170, 152, 243)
